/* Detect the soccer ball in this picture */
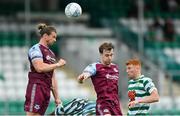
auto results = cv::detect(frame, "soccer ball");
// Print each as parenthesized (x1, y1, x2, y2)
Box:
(65, 2, 82, 18)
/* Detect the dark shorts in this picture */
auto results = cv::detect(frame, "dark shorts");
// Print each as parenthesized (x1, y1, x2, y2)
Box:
(96, 100, 122, 115)
(24, 83, 51, 115)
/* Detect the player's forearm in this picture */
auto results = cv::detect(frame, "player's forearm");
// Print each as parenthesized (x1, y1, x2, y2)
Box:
(36, 63, 60, 73)
(52, 76, 59, 99)
(138, 96, 158, 103)
(51, 87, 59, 99)
(138, 90, 159, 103)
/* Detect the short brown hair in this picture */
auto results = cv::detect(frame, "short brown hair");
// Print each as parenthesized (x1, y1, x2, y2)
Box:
(37, 23, 56, 37)
(126, 59, 141, 66)
(99, 42, 114, 54)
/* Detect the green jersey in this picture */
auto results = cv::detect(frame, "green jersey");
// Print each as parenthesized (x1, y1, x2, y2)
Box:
(128, 75, 157, 115)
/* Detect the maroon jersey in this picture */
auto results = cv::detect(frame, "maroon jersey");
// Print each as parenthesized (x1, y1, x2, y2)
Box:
(28, 44, 56, 88)
(84, 62, 119, 101)
(84, 62, 122, 115)
(24, 44, 56, 114)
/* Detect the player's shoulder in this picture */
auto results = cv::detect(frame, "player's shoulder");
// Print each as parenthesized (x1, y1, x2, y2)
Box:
(28, 44, 42, 56)
(128, 79, 134, 83)
(29, 44, 40, 51)
(141, 75, 152, 82)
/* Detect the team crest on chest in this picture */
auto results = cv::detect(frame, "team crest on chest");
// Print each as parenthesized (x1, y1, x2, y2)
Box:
(113, 68, 118, 72)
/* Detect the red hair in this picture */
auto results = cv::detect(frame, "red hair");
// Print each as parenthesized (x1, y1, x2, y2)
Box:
(126, 59, 141, 66)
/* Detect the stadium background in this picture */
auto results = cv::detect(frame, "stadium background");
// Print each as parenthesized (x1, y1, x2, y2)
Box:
(0, 0, 180, 115)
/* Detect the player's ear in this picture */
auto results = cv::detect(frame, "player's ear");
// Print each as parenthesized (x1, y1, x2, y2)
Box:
(42, 33, 48, 39)
(136, 65, 141, 70)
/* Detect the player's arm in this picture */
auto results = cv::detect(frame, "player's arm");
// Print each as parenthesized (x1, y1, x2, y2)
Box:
(128, 89, 159, 108)
(137, 89, 159, 104)
(139, 79, 160, 104)
(29, 47, 66, 73)
(51, 71, 62, 105)
(32, 58, 66, 73)
(128, 79, 159, 108)
(77, 72, 91, 83)
(77, 63, 96, 84)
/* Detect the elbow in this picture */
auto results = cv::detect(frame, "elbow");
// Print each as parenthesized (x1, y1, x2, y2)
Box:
(154, 98, 159, 103)
(156, 96, 160, 102)
(154, 94, 160, 102)
(152, 89, 160, 102)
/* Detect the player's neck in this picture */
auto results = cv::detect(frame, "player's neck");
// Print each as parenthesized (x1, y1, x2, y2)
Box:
(101, 62, 111, 66)
(134, 74, 142, 80)
(100, 59, 111, 66)
(39, 39, 48, 48)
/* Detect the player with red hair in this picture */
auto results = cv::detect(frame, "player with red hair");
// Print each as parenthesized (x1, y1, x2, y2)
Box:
(126, 58, 159, 115)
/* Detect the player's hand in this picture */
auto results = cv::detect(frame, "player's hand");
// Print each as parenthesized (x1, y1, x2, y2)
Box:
(128, 100, 139, 108)
(77, 73, 90, 84)
(55, 98, 62, 106)
(57, 59, 66, 67)
(55, 102, 64, 115)
(78, 74, 85, 84)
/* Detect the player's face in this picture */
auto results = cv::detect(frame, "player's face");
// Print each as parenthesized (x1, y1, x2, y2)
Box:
(101, 49, 114, 65)
(47, 32, 57, 45)
(126, 64, 137, 79)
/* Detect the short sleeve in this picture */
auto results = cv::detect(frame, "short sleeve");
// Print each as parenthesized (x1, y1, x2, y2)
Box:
(83, 63, 97, 76)
(144, 78, 156, 94)
(28, 45, 43, 61)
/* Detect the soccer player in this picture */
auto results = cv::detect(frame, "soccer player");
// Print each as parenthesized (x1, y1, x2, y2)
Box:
(24, 23, 66, 115)
(126, 59, 159, 115)
(77, 42, 122, 116)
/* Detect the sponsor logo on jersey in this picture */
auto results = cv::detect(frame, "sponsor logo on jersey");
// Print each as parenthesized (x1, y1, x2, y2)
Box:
(46, 55, 56, 63)
(113, 68, 118, 72)
(106, 74, 119, 80)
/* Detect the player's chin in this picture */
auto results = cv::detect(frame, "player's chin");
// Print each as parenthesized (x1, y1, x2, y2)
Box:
(106, 62, 111, 65)
(49, 41, 55, 45)
(128, 76, 134, 79)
